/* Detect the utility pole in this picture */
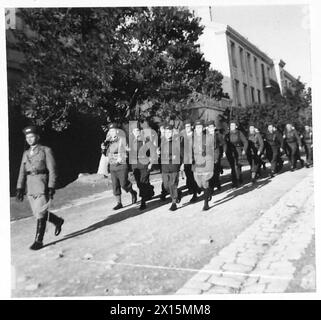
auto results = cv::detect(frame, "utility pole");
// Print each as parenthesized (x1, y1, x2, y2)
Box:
(209, 6, 213, 22)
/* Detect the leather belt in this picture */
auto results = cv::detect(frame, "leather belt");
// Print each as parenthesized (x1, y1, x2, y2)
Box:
(26, 169, 49, 176)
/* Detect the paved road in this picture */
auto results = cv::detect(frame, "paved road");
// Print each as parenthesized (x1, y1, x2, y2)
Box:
(11, 164, 315, 297)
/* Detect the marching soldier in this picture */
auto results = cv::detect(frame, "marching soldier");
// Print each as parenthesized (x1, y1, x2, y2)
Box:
(160, 124, 183, 211)
(224, 120, 248, 187)
(207, 120, 225, 193)
(192, 120, 214, 211)
(104, 123, 137, 210)
(181, 119, 200, 203)
(129, 122, 155, 210)
(301, 124, 313, 168)
(16, 126, 64, 250)
(264, 123, 284, 177)
(283, 122, 304, 171)
(247, 122, 264, 184)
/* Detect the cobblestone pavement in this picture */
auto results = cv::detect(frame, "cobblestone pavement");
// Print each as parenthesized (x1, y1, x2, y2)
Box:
(176, 172, 315, 295)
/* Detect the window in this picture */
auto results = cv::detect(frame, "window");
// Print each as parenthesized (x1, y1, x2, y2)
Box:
(267, 66, 270, 78)
(247, 53, 252, 76)
(251, 87, 255, 103)
(257, 89, 261, 104)
(231, 42, 237, 67)
(261, 64, 266, 85)
(239, 47, 245, 72)
(254, 57, 258, 79)
(243, 83, 248, 106)
(234, 79, 240, 106)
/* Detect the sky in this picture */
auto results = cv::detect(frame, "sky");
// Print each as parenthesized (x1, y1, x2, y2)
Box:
(193, 4, 311, 87)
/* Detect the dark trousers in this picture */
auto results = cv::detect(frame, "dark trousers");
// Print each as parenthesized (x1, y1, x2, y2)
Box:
(247, 148, 260, 174)
(162, 172, 179, 201)
(266, 145, 280, 172)
(209, 161, 222, 190)
(132, 166, 154, 200)
(226, 145, 242, 182)
(304, 143, 313, 165)
(184, 164, 199, 194)
(286, 142, 300, 168)
(110, 167, 132, 196)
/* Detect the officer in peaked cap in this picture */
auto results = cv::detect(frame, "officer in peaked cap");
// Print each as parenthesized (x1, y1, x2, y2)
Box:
(16, 125, 64, 250)
(224, 118, 248, 187)
(247, 121, 264, 184)
(301, 124, 313, 167)
(129, 120, 155, 210)
(104, 122, 137, 210)
(264, 121, 284, 177)
(160, 122, 183, 211)
(207, 120, 225, 194)
(181, 118, 200, 203)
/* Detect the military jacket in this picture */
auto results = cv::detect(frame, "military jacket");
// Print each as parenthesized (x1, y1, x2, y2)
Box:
(17, 144, 57, 196)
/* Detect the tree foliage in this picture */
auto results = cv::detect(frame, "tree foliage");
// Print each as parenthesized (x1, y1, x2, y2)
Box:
(230, 80, 312, 133)
(8, 7, 224, 131)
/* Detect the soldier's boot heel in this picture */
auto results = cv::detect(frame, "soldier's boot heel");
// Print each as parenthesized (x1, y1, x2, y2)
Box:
(189, 193, 198, 203)
(30, 218, 46, 250)
(202, 189, 210, 211)
(176, 190, 182, 204)
(169, 203, 177, 211)
(48, 213, 64, 236)
(139, 200, 146, 210)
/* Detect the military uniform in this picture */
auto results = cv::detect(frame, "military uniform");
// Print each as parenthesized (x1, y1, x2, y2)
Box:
(264, 126, 283, 176)
(207, 121, 225, 193)
(16, 126, 64, 250)
(283, 126, 304, 170)
(161, 125, 183, 211)
(106, 123, 137, 210)
(301, 126, 313, 167)
(129, 123, 155, 210)
(181, 120, 200, 202)
(247, 125, 265, 182)
(192, 120, 214, 210)
(224, 121, 248, 187)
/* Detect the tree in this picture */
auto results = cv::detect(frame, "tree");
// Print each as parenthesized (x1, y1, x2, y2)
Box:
(230, 79, 312, 134)
(8, 7, 224, 130)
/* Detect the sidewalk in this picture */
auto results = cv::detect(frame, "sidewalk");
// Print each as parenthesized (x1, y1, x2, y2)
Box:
(176, 171, 315, 294)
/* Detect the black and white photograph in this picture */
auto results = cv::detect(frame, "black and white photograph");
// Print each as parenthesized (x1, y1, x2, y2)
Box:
(1, 0, 319, 299)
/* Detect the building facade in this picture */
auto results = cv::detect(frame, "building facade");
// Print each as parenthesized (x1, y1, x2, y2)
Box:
(274, 59, 299, 95)
(198, 22, 281, 109)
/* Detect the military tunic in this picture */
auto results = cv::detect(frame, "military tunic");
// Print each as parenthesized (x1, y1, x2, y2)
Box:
(224, 129, 248, 184)
(264, 131, 283, 173)
(301, 129, 313, 165)
(129, 134, 155, 201)
(181, 129, 199, 195)
(283, 129, 302, 169)
(247, 131, 264, 174)
(161, 135, 183, 201)
(17, 144, 57, 219)
(107, 135, 132, 196)
(192, 132, 214, 189)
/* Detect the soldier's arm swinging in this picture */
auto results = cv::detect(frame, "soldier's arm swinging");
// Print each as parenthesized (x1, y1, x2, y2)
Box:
(44, 147, 57, 198)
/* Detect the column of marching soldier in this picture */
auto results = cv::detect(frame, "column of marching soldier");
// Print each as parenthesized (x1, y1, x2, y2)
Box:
(16, 120, 313, 250)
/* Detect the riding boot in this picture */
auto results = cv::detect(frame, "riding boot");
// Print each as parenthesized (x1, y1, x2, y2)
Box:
(113, 195, 123, 210)
(203, 189, 210, 211)
(30, 218, 47, 250)
(47, 212, 64, 236)
(139, 199, 146, 210)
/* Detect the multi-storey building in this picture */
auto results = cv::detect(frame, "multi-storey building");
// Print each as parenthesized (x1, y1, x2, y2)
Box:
(198, 22, 281, 109)
(274, 59, 299, 95)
